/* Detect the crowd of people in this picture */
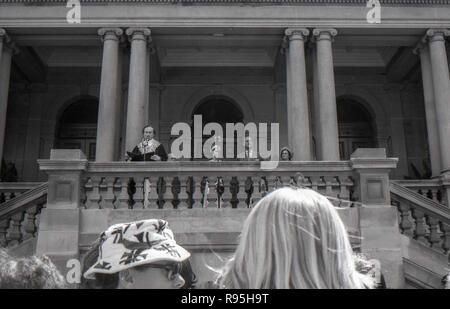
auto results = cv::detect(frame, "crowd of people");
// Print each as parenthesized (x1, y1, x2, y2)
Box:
(1, 186, 449, 289)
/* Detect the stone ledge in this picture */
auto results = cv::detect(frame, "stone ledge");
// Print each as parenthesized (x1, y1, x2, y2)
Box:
(2, 0, 449, 5)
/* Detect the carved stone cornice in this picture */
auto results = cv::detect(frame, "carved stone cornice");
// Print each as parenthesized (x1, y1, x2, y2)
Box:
(125, 28, 151, 43)
(98, 28, 124, 42)
(1, 0, 450, 5)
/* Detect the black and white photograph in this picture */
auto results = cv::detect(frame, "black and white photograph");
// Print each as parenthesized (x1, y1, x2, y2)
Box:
(0, 0, 449, 291)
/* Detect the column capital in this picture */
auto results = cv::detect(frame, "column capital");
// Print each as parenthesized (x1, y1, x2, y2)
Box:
(98, 28, 123, 42)
(126, 28, 151, 42)
(312, 28, 338, 42)
(0, 28, 8, 41)
(425, 29, 450, 43)
(284, 28, 309, 41)
(0, 29, 17, 52)
(412, 41, 426, 55)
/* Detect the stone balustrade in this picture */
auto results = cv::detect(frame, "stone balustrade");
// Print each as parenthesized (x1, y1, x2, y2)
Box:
(390, 181, 450, 255)
(394, 179, 447, 206)
(0, 183, 47, 248)
(81, 161, 356, 210)
(0, 182, 43, 204)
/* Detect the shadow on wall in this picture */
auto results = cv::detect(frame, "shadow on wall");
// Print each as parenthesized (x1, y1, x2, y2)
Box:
(1, 159, 18, 182)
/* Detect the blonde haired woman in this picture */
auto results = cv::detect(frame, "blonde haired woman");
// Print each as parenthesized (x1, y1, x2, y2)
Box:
(215, 187, 374, 289)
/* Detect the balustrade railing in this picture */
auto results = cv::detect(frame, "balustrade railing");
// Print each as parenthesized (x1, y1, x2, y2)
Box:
(0, 183, 47, 248)
(393, 179, 447, 206)
(0, 182, 43, 204)
(390, 181, 450, 255)
(82, 161, 356, 210)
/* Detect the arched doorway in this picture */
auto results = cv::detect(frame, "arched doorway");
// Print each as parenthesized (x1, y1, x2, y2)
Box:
(337, 97, 376, 160)
(191, 96, 244, 160)
(55, 97, 98, 160)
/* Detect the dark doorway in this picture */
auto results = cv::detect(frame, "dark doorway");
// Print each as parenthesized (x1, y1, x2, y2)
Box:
(337, 98, 376, 160)
(56, 97, 98, 160)
(191, 96, 244, 160)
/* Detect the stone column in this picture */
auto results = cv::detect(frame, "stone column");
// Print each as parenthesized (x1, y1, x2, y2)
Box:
(96, 28, 123, 162)
(272, 83, 287, 149)
(23, 84, 47, 181)
(0, 29, 13, 176)
(426, 29, 450, 171)
(284, 28, 311, 161)
(125, 28, 151, 153)
(414, 43, 442, 177)
(313, 28, 340, 161)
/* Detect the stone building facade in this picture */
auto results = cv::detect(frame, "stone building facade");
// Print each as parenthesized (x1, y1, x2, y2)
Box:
(0, 1, 450, 288)
(0, 1, 449, 181)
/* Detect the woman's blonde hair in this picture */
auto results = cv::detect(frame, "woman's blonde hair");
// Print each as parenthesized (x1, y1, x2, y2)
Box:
(215, 187, 374, 289)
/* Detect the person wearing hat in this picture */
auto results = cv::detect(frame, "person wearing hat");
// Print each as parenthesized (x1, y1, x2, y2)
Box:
(82, 219, 197, 289)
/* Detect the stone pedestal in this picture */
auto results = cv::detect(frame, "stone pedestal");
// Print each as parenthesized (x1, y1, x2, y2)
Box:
(350, 148, 404, 288)
(37, 149, 88, 285)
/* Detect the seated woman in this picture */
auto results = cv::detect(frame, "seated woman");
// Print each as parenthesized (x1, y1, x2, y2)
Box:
(280, 147, 293, 161)
(214, 187, 375, 289)
(82, 219, 197, 289)
(126, 125, 168, 161)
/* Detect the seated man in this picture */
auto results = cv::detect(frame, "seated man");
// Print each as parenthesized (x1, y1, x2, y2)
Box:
(126, 125, 168, 161)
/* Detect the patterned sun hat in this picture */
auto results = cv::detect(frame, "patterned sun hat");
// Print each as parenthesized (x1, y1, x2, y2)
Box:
(83, 219, 190, 279)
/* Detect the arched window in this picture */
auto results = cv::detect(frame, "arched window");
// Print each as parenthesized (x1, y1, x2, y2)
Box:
(55, 97, 98, 160)
(190, 96, 244, 160)
(337, 97, 376, 160)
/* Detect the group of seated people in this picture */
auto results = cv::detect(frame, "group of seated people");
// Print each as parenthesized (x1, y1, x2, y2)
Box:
(126, 125, 294, 162)
(4, 186, 429, 289)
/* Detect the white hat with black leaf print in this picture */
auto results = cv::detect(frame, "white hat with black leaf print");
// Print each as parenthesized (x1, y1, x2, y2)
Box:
(83, 219, 190, 279)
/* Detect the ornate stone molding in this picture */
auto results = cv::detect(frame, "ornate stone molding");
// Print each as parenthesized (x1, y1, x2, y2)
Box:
(125, 27, 151, 43)
(98, 28, 123, 42)
(425, 28, 450, 43)
(312, 28, 338, 42)
(1, 0, 450, 5)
